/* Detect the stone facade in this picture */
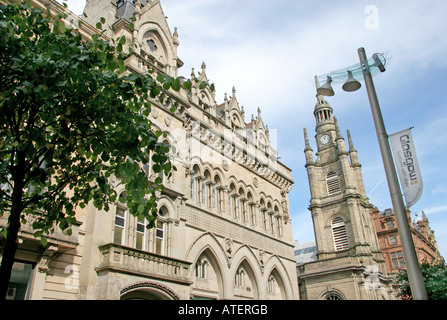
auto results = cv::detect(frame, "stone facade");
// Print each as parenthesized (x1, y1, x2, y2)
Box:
(1, 0, 298, 300)
(297, 90, 396, 300)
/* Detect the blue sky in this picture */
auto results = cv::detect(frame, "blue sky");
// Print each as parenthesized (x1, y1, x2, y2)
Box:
(60, 0, 447, 259)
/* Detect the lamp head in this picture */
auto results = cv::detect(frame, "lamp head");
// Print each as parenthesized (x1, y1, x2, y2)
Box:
(317, 76, 335, 96)
(342, 70, 361, 92)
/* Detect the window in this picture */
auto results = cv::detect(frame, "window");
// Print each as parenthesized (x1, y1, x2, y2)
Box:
(238, 188, 246, 222)
(155, 220, 165, 255)
(267, 276, 276, 294)
(326, 172, 341, 195)
(387, 221, 394, 229)
(331, 217, 349, 251)
(204, 171, 212, 209)
(190, 172, 196, 202)
(274, 206, 282, 237)
(212, 183, 217, 209)
(391, 251, 405, 268)
(7, 261, 34, 300)
(147, 39, 157, 52)
(229, 184, 237, 218)
(259, 199, 267, 231)
(190, 165, 200, 203)
(195, 259, 208, 279)
(322, 291, 344, 300)
(276, 216, 283, 237)
(235, 269, 245, 287)
(136, 217, 146, 250)
(389, 235, 397, 244)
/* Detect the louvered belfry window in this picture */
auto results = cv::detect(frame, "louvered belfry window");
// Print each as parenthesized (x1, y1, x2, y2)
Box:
(326, 172, 341, 195)
(331, 217, 349, 251)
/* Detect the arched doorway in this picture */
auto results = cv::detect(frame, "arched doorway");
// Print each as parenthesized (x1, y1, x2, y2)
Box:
(120, 282, 180, 300)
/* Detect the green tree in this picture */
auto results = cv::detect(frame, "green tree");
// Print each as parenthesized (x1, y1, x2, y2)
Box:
(395, 260, 447, 300)
(0, 1, 206, 300)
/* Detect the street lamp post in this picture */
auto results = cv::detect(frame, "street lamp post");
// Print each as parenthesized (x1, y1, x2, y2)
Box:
(357, 47, 427, 300)
(316, 47, 428, 300)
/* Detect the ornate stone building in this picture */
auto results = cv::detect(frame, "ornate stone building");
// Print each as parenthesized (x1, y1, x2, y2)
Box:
(297, 89, 396, 300)
(373, 208, 443, 274)
(1, 0, 298, 300)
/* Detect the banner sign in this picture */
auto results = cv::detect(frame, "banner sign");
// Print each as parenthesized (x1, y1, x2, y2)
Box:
(389, 128, 423, 208)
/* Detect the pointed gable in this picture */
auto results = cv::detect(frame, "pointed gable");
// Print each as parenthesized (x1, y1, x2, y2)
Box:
(134, 1, 180, 76)
(227, 87, 245, 129)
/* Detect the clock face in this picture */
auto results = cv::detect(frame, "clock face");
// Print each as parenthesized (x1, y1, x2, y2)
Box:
(320, 134, 330, 145)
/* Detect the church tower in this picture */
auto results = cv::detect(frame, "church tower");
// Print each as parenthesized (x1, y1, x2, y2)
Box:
(298, 86, 396, 300)
(305, 91, 380, 260)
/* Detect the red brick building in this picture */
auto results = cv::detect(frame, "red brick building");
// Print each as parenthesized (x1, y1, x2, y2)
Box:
(373, 207, 443, 274)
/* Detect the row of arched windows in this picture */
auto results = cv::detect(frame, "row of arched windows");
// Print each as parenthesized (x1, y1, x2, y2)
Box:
(189, 164, 285, 238)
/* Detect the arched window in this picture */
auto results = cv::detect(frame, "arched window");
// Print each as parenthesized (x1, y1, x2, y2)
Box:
(214, 175, 223, 212)
(147, 39, 157, 52)
(267, 202, 274, 233)
(259, 199, 267, 231)
(274, 206, 283, 237)
(195, 259, 208, 279)
(238, 187, 245, 222)
(321, 291, 344, 300)
(247, 192, 256, 226)
(267, 276, 276, 294)
(326, 172, 341, 195)
(332, 217, 349, 251)
(229, 183, 237, 218)
(203, 170, 212, 209)
(155, 207, 167, 255)
(191, 165, 200, 203)
(136, 217, 146, 250)
(235, 268, 245, 287)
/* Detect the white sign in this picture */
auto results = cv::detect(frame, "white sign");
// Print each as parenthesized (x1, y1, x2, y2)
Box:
(389, 128, 423, 208)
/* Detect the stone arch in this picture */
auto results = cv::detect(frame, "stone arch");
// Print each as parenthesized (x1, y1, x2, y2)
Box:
(157, 197, 175, 219)
(191, 247, 225, 300)
(231, 245, 262, 299)
(139, 24, 173, 66)
(185, 232, 231, 283)
(264, 255, 295, 300)
(120, 281, 179, 300)
(229, 110, 244, 129)
(212, 166, 226, 183)
(319, 288, 346, 300)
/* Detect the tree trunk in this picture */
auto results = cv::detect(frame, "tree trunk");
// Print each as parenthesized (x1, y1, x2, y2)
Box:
(0, 205, 22, 300)
(0, 153, 25, 301)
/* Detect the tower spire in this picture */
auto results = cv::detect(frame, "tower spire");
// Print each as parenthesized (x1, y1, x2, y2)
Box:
(347, 130, 360, 166)
(304, 128, 314, 165)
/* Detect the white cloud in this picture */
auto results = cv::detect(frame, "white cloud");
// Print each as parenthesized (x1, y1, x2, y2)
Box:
(433, 184, 447, 195)
(424, 205, 447, 215)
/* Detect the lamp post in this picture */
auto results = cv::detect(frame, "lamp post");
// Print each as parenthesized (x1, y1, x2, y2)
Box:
(317, 47, 428, 300)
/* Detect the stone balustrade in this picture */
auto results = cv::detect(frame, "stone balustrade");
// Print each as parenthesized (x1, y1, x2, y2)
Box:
(96, 243, 192, 285)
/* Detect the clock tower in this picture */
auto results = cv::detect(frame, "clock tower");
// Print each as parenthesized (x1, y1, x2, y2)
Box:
(298, 90, 396, 300)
